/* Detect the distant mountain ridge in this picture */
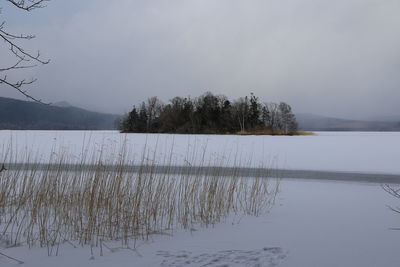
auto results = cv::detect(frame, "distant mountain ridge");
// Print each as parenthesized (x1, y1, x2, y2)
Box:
(0, 97, 121, 130)
(53, 101, 72, 108)
(2, 96, 399, 131)
(296, 113, 400, 131)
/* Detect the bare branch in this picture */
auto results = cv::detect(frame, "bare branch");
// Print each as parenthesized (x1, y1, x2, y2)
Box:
(382, 184, 400, 199)
(5, 0, 48, 11)
(0, 1, 51, 104)
(382, 184, 400, 224)
(0, 76, 50, 104)
(0, 58, 37, 71)
(0, 31, 50, 64)
(387, 205, 400, 214)
(0, 28, 35, 40)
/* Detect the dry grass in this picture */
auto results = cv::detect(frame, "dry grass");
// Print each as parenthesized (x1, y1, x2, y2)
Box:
(294, 131, 315, 136)
(0, 142, 279, 254)
(236, 130, 314, 136)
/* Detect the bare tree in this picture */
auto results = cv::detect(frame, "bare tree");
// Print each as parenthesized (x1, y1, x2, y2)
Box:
(146, 96, 163, 131)
(278, 102, 298, 134)
(233, 96, 249, 132)
(0, 0, 50, 103)
(263, 102, 279, 131)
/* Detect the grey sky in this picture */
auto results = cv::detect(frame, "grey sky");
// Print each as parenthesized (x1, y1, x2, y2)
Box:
(1, 0, 399, 119)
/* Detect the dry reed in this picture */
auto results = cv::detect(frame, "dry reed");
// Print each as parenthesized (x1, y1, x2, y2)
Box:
(0, 140, 279, 254)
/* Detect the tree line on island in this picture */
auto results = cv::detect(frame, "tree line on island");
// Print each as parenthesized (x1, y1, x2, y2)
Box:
(120, 92, 299, 135)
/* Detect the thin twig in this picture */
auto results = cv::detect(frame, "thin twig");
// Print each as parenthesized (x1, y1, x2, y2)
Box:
(0, 251, 24, 264)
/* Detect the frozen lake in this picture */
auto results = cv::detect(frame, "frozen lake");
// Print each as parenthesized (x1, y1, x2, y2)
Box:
(1, 130, 400, 175)
(2, 179, 400, 267)
(1, 130, 400, 266)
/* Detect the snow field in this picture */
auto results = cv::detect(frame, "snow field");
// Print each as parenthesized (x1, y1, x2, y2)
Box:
(1, 130, 400, 174)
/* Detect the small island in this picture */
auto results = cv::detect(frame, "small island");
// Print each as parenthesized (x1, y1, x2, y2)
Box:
(120, 92, 300, 135)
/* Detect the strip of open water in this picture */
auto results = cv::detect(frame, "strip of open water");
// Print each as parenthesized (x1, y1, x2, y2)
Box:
(3, 163, 400, 184)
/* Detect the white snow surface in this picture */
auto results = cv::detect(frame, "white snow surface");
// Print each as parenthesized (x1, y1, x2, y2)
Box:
(2, 179, 400, 267)
(1, 131, 400, 266)
(0, 130, 399, 174)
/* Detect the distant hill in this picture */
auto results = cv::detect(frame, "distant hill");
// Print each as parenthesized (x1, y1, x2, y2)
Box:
(0, 97, 122, 130)
(297, 113, 400, 131)
(52, 101, 73, 108)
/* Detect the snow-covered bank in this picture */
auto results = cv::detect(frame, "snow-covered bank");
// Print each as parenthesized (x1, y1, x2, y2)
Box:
(2, 179, 400, 267)
(0, 130, 399, 174)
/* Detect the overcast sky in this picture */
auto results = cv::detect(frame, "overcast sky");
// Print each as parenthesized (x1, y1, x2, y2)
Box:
(1, 0, 399, 119)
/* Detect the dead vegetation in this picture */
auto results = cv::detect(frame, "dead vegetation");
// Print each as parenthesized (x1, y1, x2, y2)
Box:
(0, 142, 279, 254)
(236, 130, 314, 136)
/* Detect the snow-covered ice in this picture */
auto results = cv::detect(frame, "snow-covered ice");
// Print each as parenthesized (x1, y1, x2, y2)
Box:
(1, 179, 400, 267)
(1, 130, 400, 266)
(0, 130, 399, 174)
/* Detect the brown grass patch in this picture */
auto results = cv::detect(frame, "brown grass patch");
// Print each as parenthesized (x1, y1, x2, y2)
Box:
(236, 130, 314, 136)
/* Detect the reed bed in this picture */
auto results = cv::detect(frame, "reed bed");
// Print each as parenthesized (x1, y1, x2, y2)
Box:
(0, 140, 279, 254)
